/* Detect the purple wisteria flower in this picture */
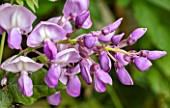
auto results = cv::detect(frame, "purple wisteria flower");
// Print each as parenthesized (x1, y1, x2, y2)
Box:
(0, 4, 36, 49)
(27, 21, 67, 60)
(1, 56, 43, 96)
(63, 0, 90, 21)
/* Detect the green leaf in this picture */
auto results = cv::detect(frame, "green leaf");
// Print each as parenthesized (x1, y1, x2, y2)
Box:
(15, 0, 24, 5)
(36, 55, 48, 66)
(0, 90, 13, 108)
(26, 0, 36, 12)
(32, 0, 39, 8)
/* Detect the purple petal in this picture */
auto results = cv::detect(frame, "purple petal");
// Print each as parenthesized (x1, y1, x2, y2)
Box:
(66, 75, 81, 97)
(134, 57, 152, 72)
(47, 91, 62, 106)
(48, 16, 72, 33)
(27, 21, 66, 47)
(96, 69, 112, 85)
(18, 72, 33, 97)
(8, 28, 22, 49)
(111, 33, 124, 44)
(102, 18, 123, 34)
(45, 64, 61, 88)
(98, 32, 114, 42)
(62, 0, 89, 20)
(0, 3, 11, 10)
(75, 11, 92, 29)
(80, 59, 92, 84)
(0, 5, 36, 33)
(99, 51, 111, 72)
(83, 34, 96, 49)
(43, 40, 57, 60)
(116, 67, 133, 85)
(115, 53, 129, 66)
(127, 28, 147, 45)
(147, 51, 167, 60)
(59, 69, 68, 85)
(94, 75, 106, 92)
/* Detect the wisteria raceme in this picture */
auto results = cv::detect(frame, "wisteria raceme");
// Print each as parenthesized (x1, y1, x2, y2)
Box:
(0, 0, 167, 106)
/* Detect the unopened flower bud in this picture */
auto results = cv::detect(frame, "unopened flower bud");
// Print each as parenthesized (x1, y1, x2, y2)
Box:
(111, 33, 124, 44)
(98, 32, 113, 42)
(47, 91, 62, 106)
(127, 28, 147, 45)
(147, 51, 167, 60)
(80, 59, 92, 84)
(75, 11, 92, 29)
(99, 51, 111, 72)
(1, 77, 7, 87)
(133, 57, 152, 72)
(83, 34, 96, 49)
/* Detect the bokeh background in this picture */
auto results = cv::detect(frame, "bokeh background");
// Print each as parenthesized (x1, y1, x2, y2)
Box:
(0, 0, 170, 108)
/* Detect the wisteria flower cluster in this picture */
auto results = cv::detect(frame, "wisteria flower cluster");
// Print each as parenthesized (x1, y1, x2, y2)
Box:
(0, 0, 167, 106)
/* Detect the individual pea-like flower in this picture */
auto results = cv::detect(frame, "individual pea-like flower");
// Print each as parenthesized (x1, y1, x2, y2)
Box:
(27, 21, 67, 60)
(80, 58, 92, 84)
(75, 11, 92, 29)
(111, 33, 124, 44)
(90, 64, 112, 92)
(47, 91, 62, 106)
(127, 28, 147, 45)
(114, 62, 133, 85)
(1, 56, 43, 96)
(1, 77, 7, 87)
(48, 16, 72, 33)
(99, 51, 112, 73)
(62, 0, 90, 21)
(60, 64, 81, 97)
(0, 4, 36, 49)
(45, 48, 81, 88)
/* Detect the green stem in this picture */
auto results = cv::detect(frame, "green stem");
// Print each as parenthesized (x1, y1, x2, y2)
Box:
(10, 0, 14, 4)
(0, 32, 6, 64)
(104, 47, 130, 55)
(107, 85, 123, 108)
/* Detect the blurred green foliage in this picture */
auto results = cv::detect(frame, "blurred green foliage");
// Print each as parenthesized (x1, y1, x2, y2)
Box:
(0, 0, 170, 108)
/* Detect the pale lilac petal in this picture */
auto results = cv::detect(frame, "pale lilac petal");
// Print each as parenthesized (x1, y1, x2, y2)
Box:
(83, 34, 96, 49)
(66, 75, 81, 97)
(57, 44, 69, 52)
(43, 40, 57, 60)
(59, 69, 68, 85)
(111, 33, 124, 44)
(7, 28, 22, 49)
(99, 51, 111, 72)
(48, 16, 72, 33)
(54, 48, 80, 64)
(116, 67, 133, 85)
(0, 5, 36, 33)
(27, 21, 66, 47)
(134, 57, 152, 72)
(0, 3, 11, 10)
(47, 91, 62, 106)
(147, 51, 167, 60)
(45, 65, 61, 88)
(96, 69, 112, 85)
(18, 72, 33, 97)
(94, 75, 106, 92)
(1, 55, 17, 69)
(62, 0, 89, 20)
(80, 59, 92, 84)
(75, 11, 92, 29)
